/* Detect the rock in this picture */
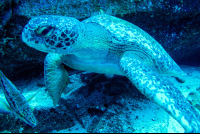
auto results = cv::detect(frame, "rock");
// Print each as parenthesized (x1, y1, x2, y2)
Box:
(0, 0, 12, 38)
(0, 0, 200, 80)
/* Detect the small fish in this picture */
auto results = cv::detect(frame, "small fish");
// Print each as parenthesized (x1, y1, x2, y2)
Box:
(0, 70, 37, 127)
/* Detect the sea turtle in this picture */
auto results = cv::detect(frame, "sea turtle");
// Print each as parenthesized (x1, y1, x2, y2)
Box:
(22, 14, 200, 132)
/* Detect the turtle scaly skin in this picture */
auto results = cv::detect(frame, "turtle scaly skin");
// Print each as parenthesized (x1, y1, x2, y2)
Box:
(22, 14, 200, 132)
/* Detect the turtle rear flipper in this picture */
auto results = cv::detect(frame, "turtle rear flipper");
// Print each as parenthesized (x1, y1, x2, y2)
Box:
(119, 52, 200, 133)
(44, 53, 70, 106)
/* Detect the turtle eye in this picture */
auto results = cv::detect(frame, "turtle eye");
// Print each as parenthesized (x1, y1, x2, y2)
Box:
(35, 26, 54, 37)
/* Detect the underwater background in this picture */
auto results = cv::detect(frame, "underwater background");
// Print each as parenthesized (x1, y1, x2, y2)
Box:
(0, 0, 200, 133)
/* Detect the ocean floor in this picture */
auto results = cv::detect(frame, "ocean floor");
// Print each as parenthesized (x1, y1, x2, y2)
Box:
(0, 65, 200, 133)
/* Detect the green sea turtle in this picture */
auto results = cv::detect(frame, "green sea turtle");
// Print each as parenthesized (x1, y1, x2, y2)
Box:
(22, 14, 200, 132)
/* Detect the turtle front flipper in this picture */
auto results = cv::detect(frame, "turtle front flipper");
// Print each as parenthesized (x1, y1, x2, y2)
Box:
(44, 53, 70, 106)
(119, 52, 200, 133)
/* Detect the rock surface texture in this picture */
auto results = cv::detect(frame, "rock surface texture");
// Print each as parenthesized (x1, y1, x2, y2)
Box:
(0, 0, 200, 79)
(0, 66, 200, 133)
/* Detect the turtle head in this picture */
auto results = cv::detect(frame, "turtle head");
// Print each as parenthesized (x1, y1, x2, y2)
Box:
(22, 15, 82, 54)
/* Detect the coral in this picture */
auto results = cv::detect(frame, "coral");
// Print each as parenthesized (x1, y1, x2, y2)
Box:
(187, 90, 200, 112)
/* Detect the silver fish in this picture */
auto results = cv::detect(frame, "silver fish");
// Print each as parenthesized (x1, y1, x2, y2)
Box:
(0, 70, 37, 127)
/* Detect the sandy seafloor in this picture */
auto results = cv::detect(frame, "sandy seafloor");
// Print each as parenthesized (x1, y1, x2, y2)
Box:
(0, 65, 200, 133)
